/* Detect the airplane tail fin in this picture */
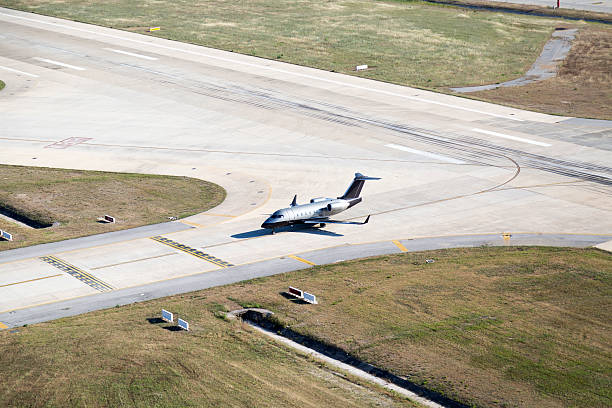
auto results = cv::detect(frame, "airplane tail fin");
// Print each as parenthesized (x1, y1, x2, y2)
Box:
(339, 173, 380, 199)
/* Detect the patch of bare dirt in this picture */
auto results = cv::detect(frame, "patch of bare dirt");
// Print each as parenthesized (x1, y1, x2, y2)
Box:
(467, 25, 612, 119)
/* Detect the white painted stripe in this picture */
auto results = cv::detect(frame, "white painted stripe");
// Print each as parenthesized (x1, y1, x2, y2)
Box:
(385, 143, 465, 164)
(0, 65, 39, 77)
(32, 57, 85, 71)
(104, 48, 158, 60)
(0, 11, 524, 122)
(472, 128, 551, 147)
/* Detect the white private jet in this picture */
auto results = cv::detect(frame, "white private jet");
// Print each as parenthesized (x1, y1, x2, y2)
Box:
(261, 173, 380, 233)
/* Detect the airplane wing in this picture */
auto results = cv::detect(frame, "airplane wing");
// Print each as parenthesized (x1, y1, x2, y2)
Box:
(302, 215, 370, 225)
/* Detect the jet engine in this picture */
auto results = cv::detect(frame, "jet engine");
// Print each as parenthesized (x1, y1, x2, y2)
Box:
(327, 201, 349, 212)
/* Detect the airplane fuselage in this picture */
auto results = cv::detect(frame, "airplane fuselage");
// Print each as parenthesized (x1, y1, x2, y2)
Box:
(261, 172, 378, 231)
(261, 197, 360, 229)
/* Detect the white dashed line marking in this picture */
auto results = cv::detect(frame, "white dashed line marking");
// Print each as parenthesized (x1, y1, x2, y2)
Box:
(33, 57, 86, 71)
(0, 65, 39, 77)
(0, 11, 524, 122)
(385, 143, 465, 164)
(103, 48, 158, 60)
(472, 128, 551, 147)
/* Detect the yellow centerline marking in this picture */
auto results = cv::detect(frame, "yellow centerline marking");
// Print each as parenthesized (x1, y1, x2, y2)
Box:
(179, 220, 207, 228)
(288, 255, 316, 266)
(0, 274, 63, 288)
(392, 240, 408, 252)
(0, 322, 8, 329)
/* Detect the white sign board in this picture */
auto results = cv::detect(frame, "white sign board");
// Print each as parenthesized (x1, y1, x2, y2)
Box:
(178, 318, 189, 331)
(303, 292, 317, 304)
(161, 309, 173, 323)
(288, 286, 303, 299)
(355, 64, 368, 71)
(0, 230, 12, 241)
(104, 215, 115, 223)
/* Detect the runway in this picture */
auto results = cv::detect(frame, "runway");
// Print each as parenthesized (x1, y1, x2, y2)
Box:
(0, 7, 611, 327)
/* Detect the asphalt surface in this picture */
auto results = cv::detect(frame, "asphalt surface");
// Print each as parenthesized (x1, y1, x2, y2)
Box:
(0, 8, 611, 326)
(1, 233, 609, 328)
(484, 0, 612, 13)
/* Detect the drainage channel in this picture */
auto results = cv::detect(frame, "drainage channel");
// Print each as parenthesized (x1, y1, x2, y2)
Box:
(0, 205, 53, 229)
(236, 309, 467, 408)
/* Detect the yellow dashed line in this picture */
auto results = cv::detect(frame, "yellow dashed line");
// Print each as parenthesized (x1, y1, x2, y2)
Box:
(0, 274, 63, 288)
(288, 255, 316, 266)
(392, 240, 408, 252)
(0, 322, 8, 329)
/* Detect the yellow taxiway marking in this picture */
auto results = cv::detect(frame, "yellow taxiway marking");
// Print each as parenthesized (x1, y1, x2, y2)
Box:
(40, 256, 114, 292)
(0, 322, 8, 329)
(150, 236, 234, 268)
(0, 274, 63, 288)
(200, 213, 236, 218)
(288, 255, 316, 266)
(392, 240, 408, 252)
(179, 220, 207, 228)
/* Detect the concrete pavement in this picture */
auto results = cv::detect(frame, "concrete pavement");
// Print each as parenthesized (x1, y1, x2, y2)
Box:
(0, 7, 610, 325)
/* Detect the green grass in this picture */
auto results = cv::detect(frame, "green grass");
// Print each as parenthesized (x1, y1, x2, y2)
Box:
(0, 80, 5, 91)
(0, 0, 573, 89)
(0, 164, 225, 250)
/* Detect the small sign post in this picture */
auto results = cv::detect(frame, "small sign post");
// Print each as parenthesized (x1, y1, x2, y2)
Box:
(355, 64, 368, 71)
(0, 230, 12, 241)
(303, 292, 318, 304)
(178, 318, 189, 331)
(104, 215, 115, 223)
(161, 309, 173, 323)
(288, 286, 303, 299)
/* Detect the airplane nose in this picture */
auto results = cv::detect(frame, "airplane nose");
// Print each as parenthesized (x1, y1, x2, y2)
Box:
(261, 220, 272, 229)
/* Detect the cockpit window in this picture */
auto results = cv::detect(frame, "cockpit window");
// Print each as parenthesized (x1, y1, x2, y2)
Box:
(271, 214, 283, 219)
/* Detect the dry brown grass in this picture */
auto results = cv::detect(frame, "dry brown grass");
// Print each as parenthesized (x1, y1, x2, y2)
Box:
(0, 247, 609, 407)
(0, 292, 416, 407)
(466, 25, 612, 119)
(200, 246, 612, 408)
(0, 165, 225, 250)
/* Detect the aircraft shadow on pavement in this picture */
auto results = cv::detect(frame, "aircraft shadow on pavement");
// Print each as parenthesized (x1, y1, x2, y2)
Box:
(232, 225, 343, 239)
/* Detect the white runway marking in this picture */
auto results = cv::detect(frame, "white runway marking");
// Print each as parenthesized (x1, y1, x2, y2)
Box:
(385, 143, 465, 164)
(104, 48, 158, 60)
(32, 57, 86, 71)
(0, 11, 524, 122)
(0, 65, 39, 77)
(472, 128, 551, 147)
